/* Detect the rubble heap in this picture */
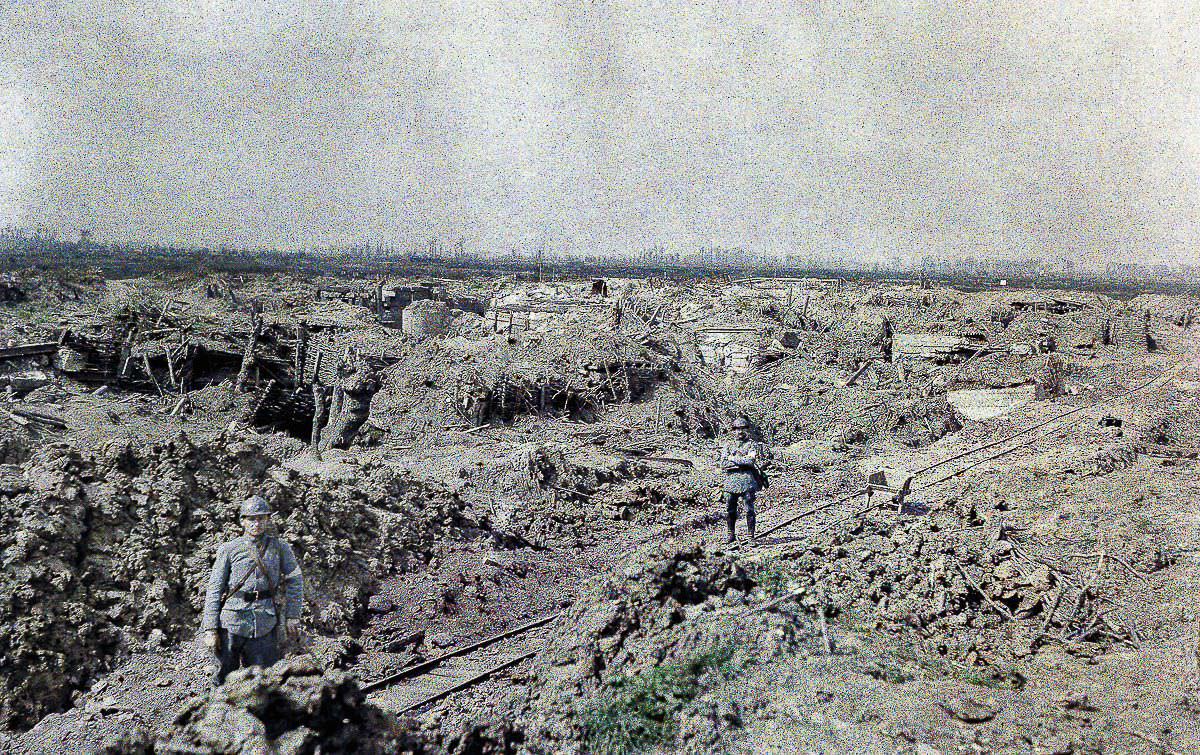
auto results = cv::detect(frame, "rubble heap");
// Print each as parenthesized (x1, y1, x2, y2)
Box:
(765, 501, 1136, 671)
(371, 324, 671, 436)
(107, 657, 411, 754)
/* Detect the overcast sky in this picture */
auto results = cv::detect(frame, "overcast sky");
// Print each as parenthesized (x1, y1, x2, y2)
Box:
(2, 1, 1199, 263)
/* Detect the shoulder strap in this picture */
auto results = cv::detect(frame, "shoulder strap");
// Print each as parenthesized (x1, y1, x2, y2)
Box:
(249, 537, 280, 596)
(218, 542, 257, 608)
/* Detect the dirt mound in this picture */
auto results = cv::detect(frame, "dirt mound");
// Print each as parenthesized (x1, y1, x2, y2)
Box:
(105, 657, 411, 754)
(949, 352, 1065, 393)
(0, 433, 480, 730)
(371, 326, 670, 436)
(425, 541, 811, 754)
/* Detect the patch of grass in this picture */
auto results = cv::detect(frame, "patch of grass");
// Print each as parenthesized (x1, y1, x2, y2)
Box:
(3, 301, 55, 326)
(909, 654, 1025, 690)
(862, 656, 919, 684)
(749, 558, 802, 597)
(582, 643, 739, 755)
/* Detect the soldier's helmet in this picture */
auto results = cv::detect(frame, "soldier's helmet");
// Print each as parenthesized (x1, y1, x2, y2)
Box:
(240, 495, 272, 517)
(732, 416, 751, 430)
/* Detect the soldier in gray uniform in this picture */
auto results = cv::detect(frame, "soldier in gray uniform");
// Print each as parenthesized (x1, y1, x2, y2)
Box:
(202, 495, 304, 685)
(720, 417, 766, 543)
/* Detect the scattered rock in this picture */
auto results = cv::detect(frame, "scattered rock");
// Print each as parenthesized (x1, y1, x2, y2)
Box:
(938, 694, 1000, 724)
(1059, 693, 1099, 712)
(147, 628, 166, 648)
(367, 595, 397, 614)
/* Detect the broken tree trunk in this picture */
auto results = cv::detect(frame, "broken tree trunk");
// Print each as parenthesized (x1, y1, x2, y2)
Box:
(311, 383, 329, 455)
(296, 324, 308, 384)
(233, 318, 261, 392)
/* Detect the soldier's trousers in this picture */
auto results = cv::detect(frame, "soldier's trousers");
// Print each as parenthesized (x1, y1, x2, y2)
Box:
(212, 629, 280, 685)
(724, 490, 756, 538)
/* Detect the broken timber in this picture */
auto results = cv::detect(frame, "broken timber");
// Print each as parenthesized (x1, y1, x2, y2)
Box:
(0, 342, 59, 361)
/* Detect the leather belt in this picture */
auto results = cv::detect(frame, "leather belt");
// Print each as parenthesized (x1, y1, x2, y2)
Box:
(240, 590, 273, 602)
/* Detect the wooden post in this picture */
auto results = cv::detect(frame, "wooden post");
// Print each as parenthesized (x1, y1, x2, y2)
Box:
(311, 383, 328, 455)
(142, 353, 164, 397)
(234, 318, 261, 392)
(163, 344, 178, 389)
(296, 324, 308, 384)
(180, 344, 193, 392)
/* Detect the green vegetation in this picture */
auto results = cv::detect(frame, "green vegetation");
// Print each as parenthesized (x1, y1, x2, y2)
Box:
(5, 301, 55, 326)
(748, 557, 802, 597)
(880, 648, 1025, 691)
(582, 643, 740, 755)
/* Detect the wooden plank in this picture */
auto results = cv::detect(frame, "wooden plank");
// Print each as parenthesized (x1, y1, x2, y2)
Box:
(2, 410, 29, 426)
(163, 344, 177, 388)
(844, 359, 875, 387)
(0, 342, 59, 360)
(10, 407, 66, 429)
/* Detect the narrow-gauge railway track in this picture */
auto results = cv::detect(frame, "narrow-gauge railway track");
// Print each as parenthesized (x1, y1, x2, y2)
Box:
(359, 361, 1187, 712)
(750, 361, 1185, 545)
(360, 612, 564, 714)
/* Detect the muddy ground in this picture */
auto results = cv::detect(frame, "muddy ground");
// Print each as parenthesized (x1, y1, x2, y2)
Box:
(0, 271, 1197, 753)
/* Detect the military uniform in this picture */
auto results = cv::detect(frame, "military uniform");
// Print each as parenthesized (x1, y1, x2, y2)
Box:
(202, 533, 303, 685)
(720, 438, 764, 541)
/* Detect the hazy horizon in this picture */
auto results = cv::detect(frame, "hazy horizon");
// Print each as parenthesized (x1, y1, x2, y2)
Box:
(3, 1, 1200, 264)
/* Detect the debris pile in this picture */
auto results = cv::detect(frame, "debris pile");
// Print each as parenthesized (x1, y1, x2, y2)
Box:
(106, 657, 410, 754)
(765, 503, 1136, 670)
(371, 325, 670, 435)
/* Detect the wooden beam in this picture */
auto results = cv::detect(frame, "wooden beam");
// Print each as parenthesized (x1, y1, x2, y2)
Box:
(142, 353, 164, 397)
(163, 345, 177, 388)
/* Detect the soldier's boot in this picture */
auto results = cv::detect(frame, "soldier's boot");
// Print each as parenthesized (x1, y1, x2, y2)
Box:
(747, 512, 756, 540)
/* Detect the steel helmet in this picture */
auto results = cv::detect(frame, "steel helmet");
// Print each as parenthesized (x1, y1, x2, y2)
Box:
(239, 495, 272, 517)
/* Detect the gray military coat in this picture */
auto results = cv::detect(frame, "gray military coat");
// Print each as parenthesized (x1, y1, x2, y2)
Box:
(719, 440, 763, 494)
(202, 534, 304, 639)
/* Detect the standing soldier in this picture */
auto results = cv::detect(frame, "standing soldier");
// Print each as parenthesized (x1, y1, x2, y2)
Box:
(202, 495, 304, 685)
(720, 416, 767, 543)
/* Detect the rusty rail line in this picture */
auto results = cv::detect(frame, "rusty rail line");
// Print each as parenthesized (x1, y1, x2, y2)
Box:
(751, 361, 1184, 544)
(360, 611, 563, 697)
